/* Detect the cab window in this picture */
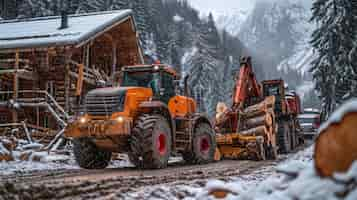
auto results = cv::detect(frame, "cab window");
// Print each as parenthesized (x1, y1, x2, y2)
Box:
(160, 72, 175, 104)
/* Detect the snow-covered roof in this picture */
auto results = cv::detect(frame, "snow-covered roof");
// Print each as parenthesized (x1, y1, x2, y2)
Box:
(0, 10, 134, 51)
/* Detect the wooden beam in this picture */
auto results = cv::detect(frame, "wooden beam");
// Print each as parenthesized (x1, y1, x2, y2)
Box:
(0, 69, 38, 81)
(0, 58, 30, 63)
(65, 64, 70, 112)
(69, 71, 96, 85)
(12, 51, 19, 123)
(76, 64, 84, 96)
(112, 41, 117, 81)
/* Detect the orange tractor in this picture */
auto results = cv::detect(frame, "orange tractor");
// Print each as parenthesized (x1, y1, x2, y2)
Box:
(214, 57, 302, 161)
(65, 64, 216, 169)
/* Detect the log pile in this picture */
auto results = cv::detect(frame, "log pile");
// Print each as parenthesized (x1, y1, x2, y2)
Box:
(315, 105, 357, 177)
(239, 96, 276, 150)
(215, 96, 277, 161)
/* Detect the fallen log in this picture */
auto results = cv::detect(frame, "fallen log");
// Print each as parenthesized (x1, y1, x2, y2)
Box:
(0, 141, 13, 161)
(240, 126, 268, 136)
(315, 110, 357, 177)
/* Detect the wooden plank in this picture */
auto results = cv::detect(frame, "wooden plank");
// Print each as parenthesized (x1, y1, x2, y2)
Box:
(0, 69, 38, 81)
(65, 63, 70, 112)
(76, 64, 84, 96)
(112, 41, 117, 81)
(69, 71, 96, 85)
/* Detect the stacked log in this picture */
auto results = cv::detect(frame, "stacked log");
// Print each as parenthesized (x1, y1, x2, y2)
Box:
(239, 96, 277, 156)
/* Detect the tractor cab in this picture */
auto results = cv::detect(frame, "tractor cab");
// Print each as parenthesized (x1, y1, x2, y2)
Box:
(119, 64, 178, 104)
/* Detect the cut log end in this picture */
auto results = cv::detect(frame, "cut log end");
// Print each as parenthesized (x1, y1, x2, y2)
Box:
(314, 112, 357, 177)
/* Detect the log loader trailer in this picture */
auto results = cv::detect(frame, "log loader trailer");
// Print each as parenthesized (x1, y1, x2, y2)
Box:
(64, 64, 216, 169)
(215, 57, 302, 161)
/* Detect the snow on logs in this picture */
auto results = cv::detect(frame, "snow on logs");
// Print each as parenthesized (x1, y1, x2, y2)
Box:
(0, 137, 49, 162)
(0, 139, 13, 161)
(315, 99, 357, 177)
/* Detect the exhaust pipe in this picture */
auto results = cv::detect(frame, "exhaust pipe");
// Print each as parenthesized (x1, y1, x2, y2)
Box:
(184, 75, 190, 97)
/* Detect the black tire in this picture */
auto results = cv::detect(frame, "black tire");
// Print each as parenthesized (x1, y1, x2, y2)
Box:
(255, 137, 266, 161)
(129, 114, 172, 169)
(183, 123, 216, 164)
(265, 143, 278, 160)
(73, 138, 112, 169)
(290, 122, 297, 150)
(277, 122, 291, 154)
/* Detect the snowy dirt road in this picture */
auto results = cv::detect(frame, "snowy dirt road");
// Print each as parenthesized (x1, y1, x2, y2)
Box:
(0, 158, 282, 200)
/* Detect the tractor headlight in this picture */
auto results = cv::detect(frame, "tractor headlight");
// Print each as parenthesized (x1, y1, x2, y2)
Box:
(116, 116, 124, 123)
(154, 65, 160, 71)
(79, 116, 88, 124)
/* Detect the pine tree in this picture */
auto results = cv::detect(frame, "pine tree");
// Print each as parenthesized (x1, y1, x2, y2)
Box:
(310, 0, 357, 119)
(131, 0, 149, 45)
(77, 0, 113, 13)
(17, 0, 54, 18)
(187, 18, 224, 115)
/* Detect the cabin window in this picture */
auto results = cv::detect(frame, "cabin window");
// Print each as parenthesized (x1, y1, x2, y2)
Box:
(160, 72, 175, 104)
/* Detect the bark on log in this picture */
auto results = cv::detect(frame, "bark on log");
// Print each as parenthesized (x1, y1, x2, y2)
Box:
(245, 114, 273, 129)
(315, 112, 357, 177)
(242, 108, 274, 119)
(243, 96, 275, 114)
(241, 126, 268, 136)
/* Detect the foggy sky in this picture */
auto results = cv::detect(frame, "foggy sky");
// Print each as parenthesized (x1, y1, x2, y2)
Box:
(187, 0, 311, 15)
(187, 0, 256, 15)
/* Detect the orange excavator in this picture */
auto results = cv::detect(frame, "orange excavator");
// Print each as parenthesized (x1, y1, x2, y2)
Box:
(215, 57, 277, 161)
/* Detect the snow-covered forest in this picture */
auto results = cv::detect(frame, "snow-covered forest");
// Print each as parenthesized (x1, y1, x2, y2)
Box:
(0, 0, 260, 116)
(310, 0, 357, 119)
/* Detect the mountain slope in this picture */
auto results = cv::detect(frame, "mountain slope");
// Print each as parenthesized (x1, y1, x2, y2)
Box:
(238, 0, 313, 79)
(215, 10, 249, 36)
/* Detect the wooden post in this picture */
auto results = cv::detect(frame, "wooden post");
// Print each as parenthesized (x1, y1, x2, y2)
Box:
(12, 51, 19, 123)
(76, 64, 84, 96)
(64, 52, 71, 113)
(112, 41, 117, 82)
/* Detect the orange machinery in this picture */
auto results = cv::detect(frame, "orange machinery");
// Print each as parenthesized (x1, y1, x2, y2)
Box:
(65, 64, 216, 169)
(215, 57, 277, 161)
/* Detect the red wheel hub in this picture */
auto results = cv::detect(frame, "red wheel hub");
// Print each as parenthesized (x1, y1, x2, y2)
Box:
(157, 133, 166, 155)
(200, 137, 210, 153)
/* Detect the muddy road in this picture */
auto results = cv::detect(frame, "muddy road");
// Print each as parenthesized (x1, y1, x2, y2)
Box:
(0, 158, 282, 200)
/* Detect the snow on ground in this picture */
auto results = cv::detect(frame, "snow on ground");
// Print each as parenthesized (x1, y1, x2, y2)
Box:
(194, 146, 313, 199)
(125, 156, 286, 200)
(0, 152, 135, 176)
(0, 153, 187, 176)
(0, 159, 78, 176)
(196, 144, 357, 200)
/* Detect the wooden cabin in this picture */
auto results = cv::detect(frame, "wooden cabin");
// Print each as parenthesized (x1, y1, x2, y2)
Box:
(0, 10, 144, 133)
